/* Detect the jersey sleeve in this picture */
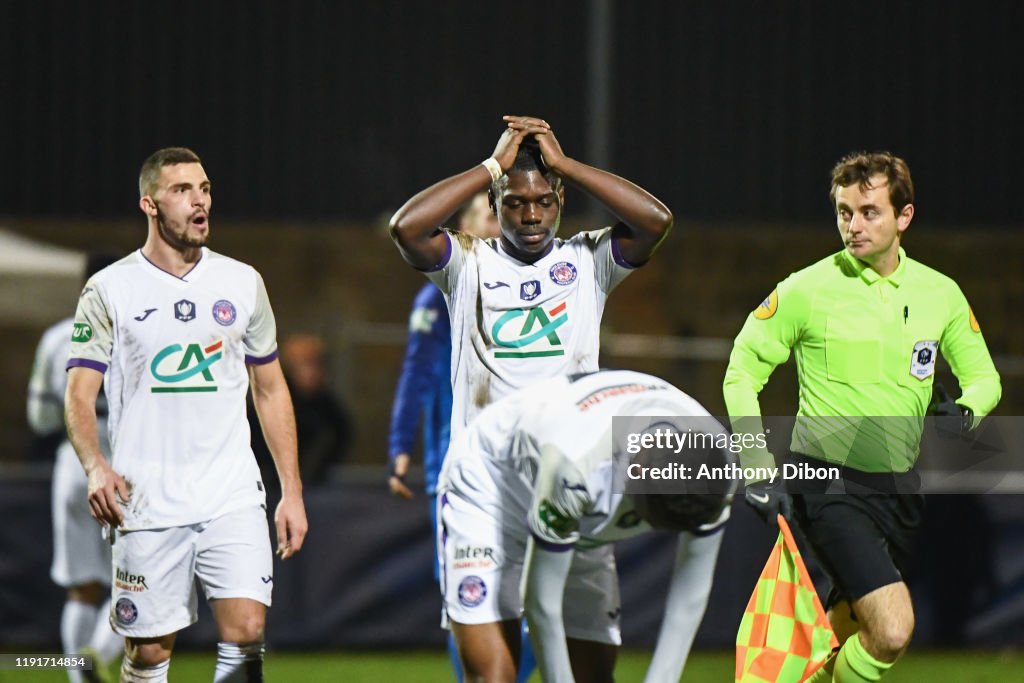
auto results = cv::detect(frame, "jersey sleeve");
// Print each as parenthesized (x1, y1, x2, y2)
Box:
(67, 279, 114, 375)
(526, 444, 593, 551)
(388, 286, 448, 458)
(723, 276, 808, 418)
(588, 227, 635, 294)
(423, 230, 465, 295)
(940, 285, 1001, 420)
(244, 270, 279, 364)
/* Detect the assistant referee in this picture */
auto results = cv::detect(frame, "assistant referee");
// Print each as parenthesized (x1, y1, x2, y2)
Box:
(723, 152, 1001, 682)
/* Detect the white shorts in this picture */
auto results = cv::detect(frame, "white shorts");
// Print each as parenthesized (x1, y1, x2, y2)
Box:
(109, 505, 273, 637)
(438, 488, 622, 646)
(51, 442, 111, 588)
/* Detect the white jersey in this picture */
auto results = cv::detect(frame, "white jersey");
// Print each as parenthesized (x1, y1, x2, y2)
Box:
(426, 228, 634, 437)
(439, 370, 732, 551)
(67, 248, 278, 530)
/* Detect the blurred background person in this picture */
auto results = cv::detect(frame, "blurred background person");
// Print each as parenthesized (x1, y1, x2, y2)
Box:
(387, 192, 501, 681)
(253, 333, 353, 494)
(28, 251, 123, 683)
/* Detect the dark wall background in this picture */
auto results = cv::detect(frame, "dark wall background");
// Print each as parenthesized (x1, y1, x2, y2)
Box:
(2, 1, 1021, 225)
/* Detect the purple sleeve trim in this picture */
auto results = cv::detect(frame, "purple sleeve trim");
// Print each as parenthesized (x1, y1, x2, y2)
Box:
(245, 349, 279, 366)
(67, 358, 108, 374)
(531, 532, 575, 553)
(611, 234, 645, 269)
(420, 232, 452, 273)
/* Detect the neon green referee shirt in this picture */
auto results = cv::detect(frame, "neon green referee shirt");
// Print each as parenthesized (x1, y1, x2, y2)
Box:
(724, 247, 1001, 472)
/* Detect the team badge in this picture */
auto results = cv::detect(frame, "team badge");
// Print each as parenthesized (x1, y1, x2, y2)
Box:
(910, 340, 938, 380)
(174, 299, 196, 323)
(753, 290, 778, 320)
(458, 575, 488, 608)
(212, 299, 237, 326)
(520, 280, 541, 301)
(549, 261, 577, 285)
(115, 597, 139, 625)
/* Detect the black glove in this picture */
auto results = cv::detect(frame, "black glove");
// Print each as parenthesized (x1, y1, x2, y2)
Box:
(929, 383, 973, 437)
(744, 480, 792, 526)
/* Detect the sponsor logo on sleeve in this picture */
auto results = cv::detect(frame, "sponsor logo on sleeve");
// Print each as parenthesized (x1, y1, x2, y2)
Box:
(753, 289, 778, 320)
(537, 499, 577, 536)
(71, 322, 93, 342)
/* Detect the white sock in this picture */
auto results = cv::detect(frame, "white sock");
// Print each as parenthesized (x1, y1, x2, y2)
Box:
(214, 642, 264, 682)
(88, 598, 124, 665)
(61, 601, 97, 683)
(120, 658, 169, 682)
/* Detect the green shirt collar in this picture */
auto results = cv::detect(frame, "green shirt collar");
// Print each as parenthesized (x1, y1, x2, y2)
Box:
(841, 246, 907, 286)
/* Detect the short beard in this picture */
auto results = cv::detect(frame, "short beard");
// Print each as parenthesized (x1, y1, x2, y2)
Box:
(155, 203, 208, 250)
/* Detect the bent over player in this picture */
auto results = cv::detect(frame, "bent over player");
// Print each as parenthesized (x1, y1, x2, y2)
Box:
(724, 152, 1000, 682)
(65, 147, 307, 683)
(438, 370, 731, 683)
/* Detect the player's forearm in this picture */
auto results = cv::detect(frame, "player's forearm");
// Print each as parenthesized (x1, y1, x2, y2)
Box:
(646, 532, 722, 683)
(389, 166, 491, 269)
(523, 540, 576, 683)
(65, 397, 107, 473)
(253, 388, 303, 496)
(557, 157, 673, 255)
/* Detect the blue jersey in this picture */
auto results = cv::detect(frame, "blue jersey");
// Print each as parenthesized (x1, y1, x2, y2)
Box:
(388, 283, 452, 494)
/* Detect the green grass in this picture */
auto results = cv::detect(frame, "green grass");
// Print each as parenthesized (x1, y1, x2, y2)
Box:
(1, 649, 1021, 682)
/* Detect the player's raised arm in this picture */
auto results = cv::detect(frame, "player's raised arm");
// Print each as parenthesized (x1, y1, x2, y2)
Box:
(389, 124, 546, 270)
(249, 359, 308, 559)
(505, 114, 673, 266)
(66, 366, 127, 527)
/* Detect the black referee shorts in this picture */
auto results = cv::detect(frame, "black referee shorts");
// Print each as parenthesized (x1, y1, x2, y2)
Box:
(792, 490, 924, 612)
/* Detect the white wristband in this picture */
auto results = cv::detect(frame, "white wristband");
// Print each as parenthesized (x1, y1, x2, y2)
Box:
(481, 157, 503, 183)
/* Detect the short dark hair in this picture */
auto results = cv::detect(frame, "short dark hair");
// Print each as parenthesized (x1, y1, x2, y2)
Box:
(630, 432, 729, 532)
(829, 151, 914, 216)
(139, 147, 202, 197)
(494, 138, 562, 195)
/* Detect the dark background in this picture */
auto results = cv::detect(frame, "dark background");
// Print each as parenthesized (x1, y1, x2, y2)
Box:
(2, 0, 1021, 225)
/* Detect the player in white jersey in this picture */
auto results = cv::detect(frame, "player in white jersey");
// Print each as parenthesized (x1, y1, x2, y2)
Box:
(390, 115, 674, 438)
(438, 370, 733, 683)
(65, 147, 307, 683)
(29, 253, 123, 683)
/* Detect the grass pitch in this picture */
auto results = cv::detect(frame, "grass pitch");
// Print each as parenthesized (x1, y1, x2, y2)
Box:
(2, 649, 1021, 681)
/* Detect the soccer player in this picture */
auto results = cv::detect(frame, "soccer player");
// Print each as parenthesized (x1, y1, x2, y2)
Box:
(29, 252, 123, 683)
(723, 152, 1001, 682)
(65, 147, 308, 683)
(439, 369, 731, 683)
(387, 193, 503, 681)
(389, 115, 674, 439)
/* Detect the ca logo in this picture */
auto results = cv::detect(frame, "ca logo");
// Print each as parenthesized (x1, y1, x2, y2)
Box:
(491, 303, 568, 359)
(150, 339, 223, 393)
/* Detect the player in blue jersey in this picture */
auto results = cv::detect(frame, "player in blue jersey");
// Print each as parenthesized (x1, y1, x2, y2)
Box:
(388, 193, 532, 681)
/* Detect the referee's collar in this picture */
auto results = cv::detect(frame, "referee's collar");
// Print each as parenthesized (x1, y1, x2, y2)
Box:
(841, 246, 908, 286)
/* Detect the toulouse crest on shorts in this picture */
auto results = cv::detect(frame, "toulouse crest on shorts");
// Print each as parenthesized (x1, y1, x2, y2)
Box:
(458, 575, 488, 607)
(115, 597, 139, 625)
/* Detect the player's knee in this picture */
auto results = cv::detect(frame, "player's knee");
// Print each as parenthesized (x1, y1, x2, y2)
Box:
(125, 640, 172, 667)
(221, 614, 266, 644)
(864, 618, 914, 661)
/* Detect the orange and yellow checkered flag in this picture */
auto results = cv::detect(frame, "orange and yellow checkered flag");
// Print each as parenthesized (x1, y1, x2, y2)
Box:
(735, 515, 838, 683)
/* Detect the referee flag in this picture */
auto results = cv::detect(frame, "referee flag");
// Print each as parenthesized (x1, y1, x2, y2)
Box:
(735, 515, 838, 683)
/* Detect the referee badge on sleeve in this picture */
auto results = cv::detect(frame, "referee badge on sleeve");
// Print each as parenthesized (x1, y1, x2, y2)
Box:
(910, 341, 938, 380)
(753, 289, 778, 320)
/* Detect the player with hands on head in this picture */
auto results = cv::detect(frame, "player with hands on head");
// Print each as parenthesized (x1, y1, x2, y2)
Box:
(438, 370, 732, 683)
(65, 147, 307, 683)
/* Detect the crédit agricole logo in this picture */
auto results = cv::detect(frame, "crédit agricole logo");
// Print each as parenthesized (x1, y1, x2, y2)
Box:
(491, 303, 568, 358)
(150, 339, 223, 393)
